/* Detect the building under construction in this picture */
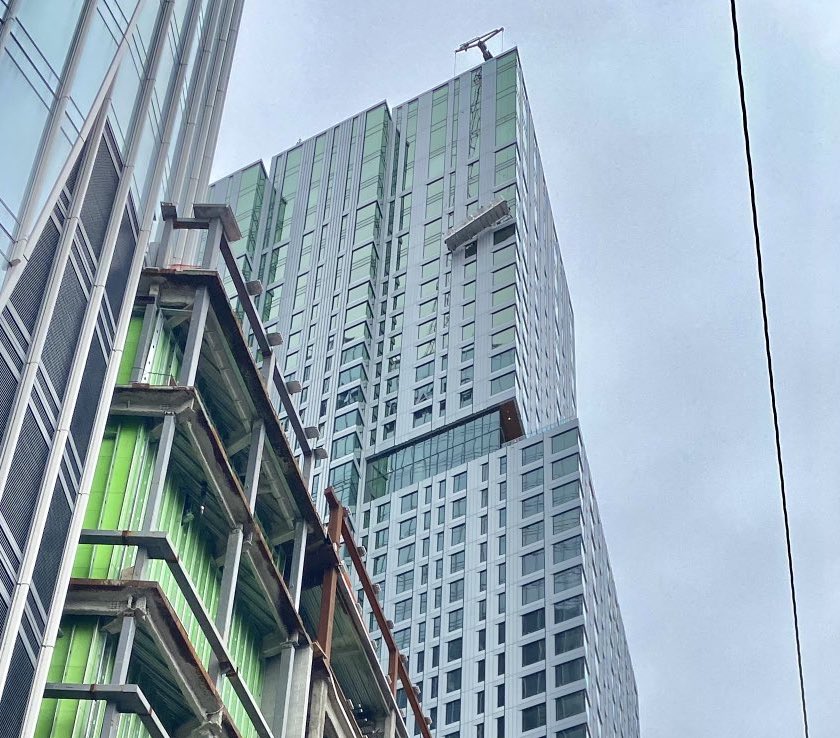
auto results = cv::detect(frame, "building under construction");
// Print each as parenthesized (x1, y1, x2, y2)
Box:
(33, 204, 428, 738)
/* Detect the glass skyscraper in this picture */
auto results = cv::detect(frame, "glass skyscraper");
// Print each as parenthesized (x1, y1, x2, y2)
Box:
(211, 49, 639, 737)
(0, 0, 244, 731)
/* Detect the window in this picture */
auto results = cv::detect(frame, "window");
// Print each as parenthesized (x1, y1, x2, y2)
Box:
(554, 536, 582, 564)
(553, 509, 580, 535)
(376, 503, 389, 524)
(555, 625, 585, 654)
(398, 544, 415, 565)
(522, 467, 544, 491)
(445, 700, 461, 725)
(448, 637, 462, 661)
(556, 657, 585, 686)
(399, 518, 417, 538)
(453, 472, 467, 491)
(555, 690, 586, 720)
(521, 521, 544, 546)
(521, 550, 545, 575)
(416, 361, 434, 380)
(460, 365, 474, 384)
(448, 608, 463, 631)
(522, 579, 544, 605)
(493, 224, 516, 246)
(450, 579, 465, 602)
(460, 389, 473, 407)
(400, 491, 418, 513)
(396, 571, 415, 593)
(446, 668, 462, 693)
(451, 498, 466, 518)
(557, 729, 587, 738)
(490, 372, 515, 394)
(494, 144, 517, 184)
(394, 599, 412, 621)
(522, 443, 543, 466)
(375, 529, 389, 547)
(413, 406, 432, 427)
(552, 454, 580, 479)
(450, 551, 465, 572)
(521, 671, 546, 698)
(491, 326, 515, 349)
(492, 284, 515, 307)
(336, 386, 364, 409)
(373, 555, 386, 574)
(521, 609, 545, 636)
(552, 429, 578, 453)
(521, 493, 544, 518)
(417, 339, 435, 359)
(491, 306, 515, 328)
(451, 524, 466, 545)
(521, 703, 547, 732)
(334, 409, 363, 433)
(554, 566, 583, 593)
(553, 481, 580, 507)
(554, 594, 584, 623)
(521, 639, 546, 666)
(332, 432, 362, 459)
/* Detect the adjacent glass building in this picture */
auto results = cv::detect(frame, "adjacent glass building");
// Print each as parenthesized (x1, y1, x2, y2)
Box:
(0, 0, 245, 731)
(211, 49, 639, 737)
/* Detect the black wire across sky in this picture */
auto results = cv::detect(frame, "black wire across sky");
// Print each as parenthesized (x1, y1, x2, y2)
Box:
(727, 2, 810, 736)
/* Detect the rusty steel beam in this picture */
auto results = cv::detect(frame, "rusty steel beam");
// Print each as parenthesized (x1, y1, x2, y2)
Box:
(316, 493, 344, 659)
(322, 487, 432, 738)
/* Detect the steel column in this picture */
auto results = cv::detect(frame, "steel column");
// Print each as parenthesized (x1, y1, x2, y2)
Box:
(99, 614, 138, 738)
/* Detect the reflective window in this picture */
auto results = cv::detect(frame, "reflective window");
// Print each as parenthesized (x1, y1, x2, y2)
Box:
(555, 657, 585, 687)
(555, 626, 585, 655)
(555, 690, 586, 720)
(366, 411, 504, 499)
(521, 702, 547, 731)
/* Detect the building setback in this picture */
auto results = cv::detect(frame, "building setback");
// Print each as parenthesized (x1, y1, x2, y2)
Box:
(210, 49, 640, 737)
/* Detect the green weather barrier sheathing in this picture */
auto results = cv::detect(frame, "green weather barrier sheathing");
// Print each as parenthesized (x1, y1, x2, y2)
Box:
(117, 316, 144, 384)
(219, 603, 265, 738)
(34, 617, 115, 738)
(46, 313, 268, 737)
(147, 315, 182, 385)
(116, 314, 182, 386)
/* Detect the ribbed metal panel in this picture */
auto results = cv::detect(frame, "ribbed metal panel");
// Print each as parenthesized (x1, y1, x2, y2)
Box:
(0, 637, 36, 736)
(105, 209, 137, 319)
(30, 487, 73, 624)
(0, 409, 49, 553)
(9, 219, 60, 337)
(40, 258, 87, 401)
(68, 340, 107, 461)
(0, 356, 17, 440)
(79, 139, 119, 260)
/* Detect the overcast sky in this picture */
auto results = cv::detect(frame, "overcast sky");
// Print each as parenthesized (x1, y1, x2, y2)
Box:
(212, 2, 840, 735)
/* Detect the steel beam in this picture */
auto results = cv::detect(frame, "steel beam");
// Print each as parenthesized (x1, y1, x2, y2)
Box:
(43, 684, 171, 738)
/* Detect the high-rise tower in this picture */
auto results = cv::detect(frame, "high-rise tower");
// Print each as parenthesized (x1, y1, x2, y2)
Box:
(0, 0, 245, 728)
(211, 49, 639, 737)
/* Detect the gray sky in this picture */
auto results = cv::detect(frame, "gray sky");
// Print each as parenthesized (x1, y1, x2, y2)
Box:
(212, 2, 840, 735)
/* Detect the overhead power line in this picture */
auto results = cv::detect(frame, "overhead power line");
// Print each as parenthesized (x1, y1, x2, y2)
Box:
(727, 2, 810, 736)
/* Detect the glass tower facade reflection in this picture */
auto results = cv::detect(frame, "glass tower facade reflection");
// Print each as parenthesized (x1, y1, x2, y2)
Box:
(212, 48, 638, 738)
(0, 1, 243, 732)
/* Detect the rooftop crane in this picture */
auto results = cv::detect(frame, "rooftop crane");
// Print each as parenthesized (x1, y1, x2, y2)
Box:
(455, 28, 504, 61)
